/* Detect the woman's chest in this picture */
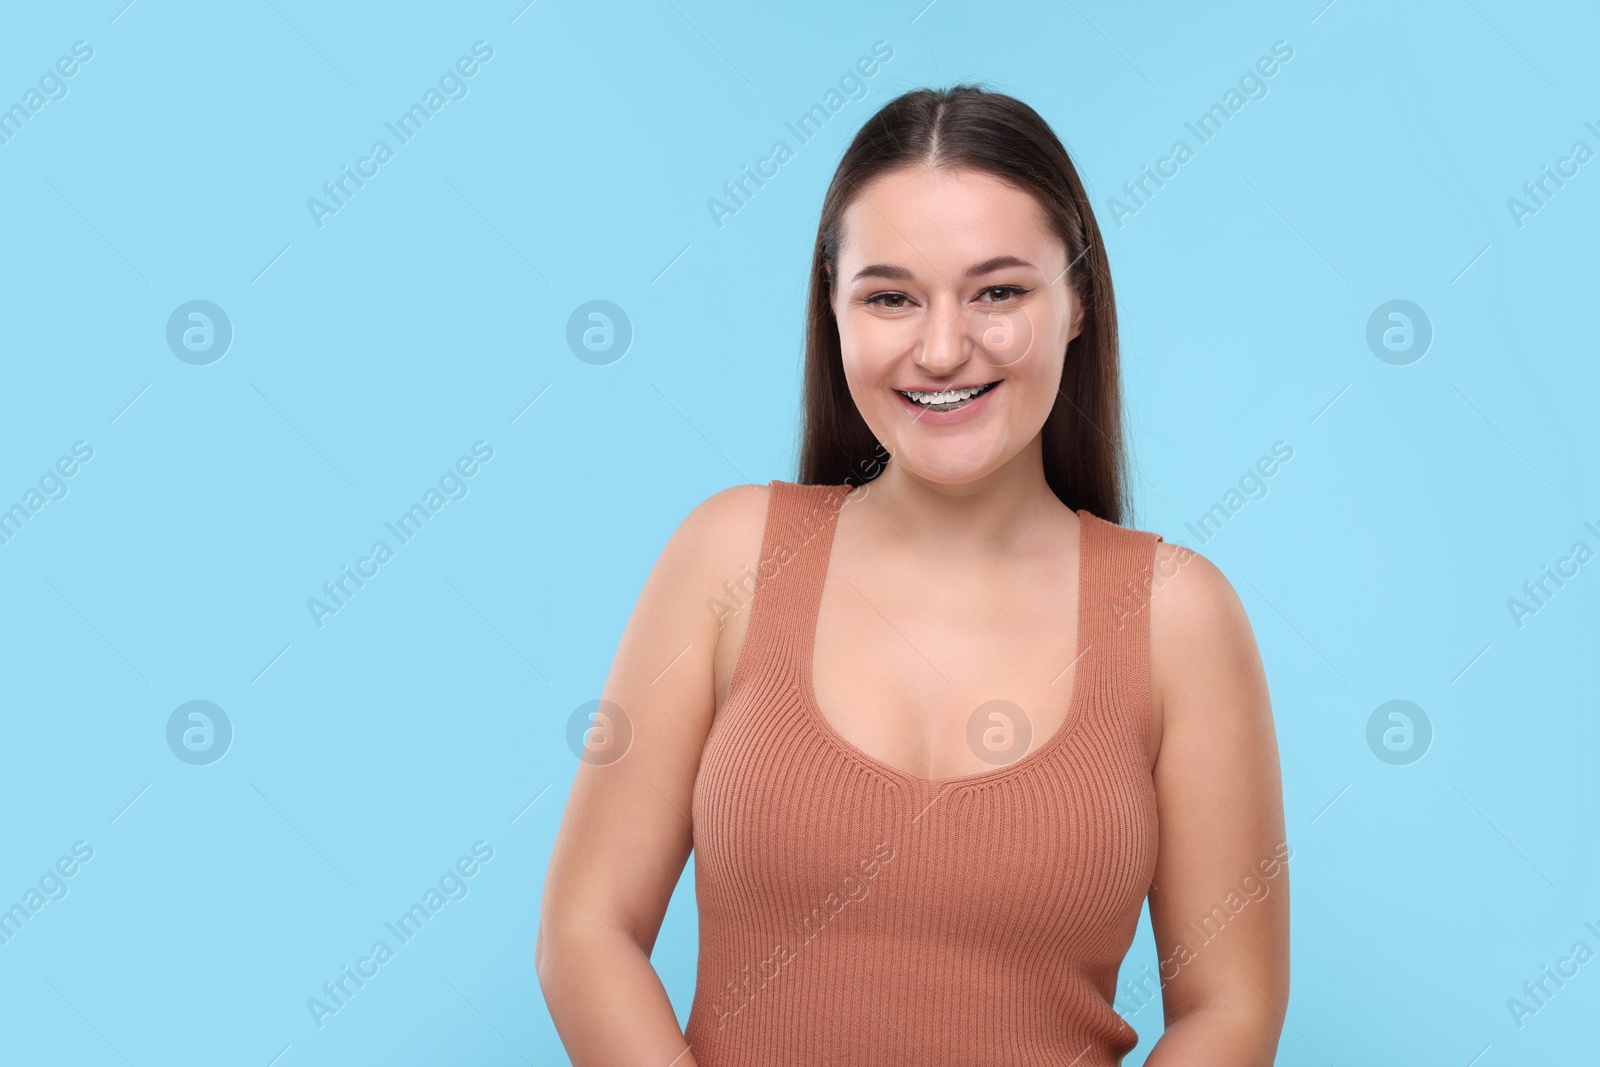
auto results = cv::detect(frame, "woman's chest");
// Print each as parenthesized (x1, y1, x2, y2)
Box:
(810, 577, 1083, 781)
(693, 695, 1159, 937)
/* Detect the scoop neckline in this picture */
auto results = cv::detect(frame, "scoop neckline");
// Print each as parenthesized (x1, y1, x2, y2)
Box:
(797, 490, 1096, 789)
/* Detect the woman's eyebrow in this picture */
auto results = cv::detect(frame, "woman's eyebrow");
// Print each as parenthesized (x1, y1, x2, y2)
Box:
(962, 254, 1035, 277)
(851, 254, 1037, 283)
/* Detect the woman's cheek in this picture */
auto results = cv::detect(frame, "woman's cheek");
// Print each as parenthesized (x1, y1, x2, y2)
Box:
(1024, 360, 1065, 421)
(855, 315, 904, 357)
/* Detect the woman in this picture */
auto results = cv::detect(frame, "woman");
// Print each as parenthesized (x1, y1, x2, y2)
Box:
(538, 85, 1289, 1066)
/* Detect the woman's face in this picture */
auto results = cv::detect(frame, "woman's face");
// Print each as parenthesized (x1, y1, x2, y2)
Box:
(829, 165, 1083, 489)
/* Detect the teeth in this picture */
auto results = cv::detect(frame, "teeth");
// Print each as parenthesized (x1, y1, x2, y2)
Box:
(903, 383, 991, 405)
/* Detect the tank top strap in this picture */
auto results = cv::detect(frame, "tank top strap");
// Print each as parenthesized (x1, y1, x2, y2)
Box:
(726, 479, 850, 700)
(1076, 509, 1167, 748)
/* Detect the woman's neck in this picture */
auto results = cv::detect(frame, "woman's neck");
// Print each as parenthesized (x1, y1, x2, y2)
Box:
(850, 437, 1069, 557)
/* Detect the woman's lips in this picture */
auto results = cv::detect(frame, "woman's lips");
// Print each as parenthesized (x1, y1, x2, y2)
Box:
(895, 380, 1001, 424)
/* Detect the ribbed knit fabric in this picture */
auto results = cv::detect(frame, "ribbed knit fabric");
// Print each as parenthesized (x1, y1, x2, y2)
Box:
(686, 480, 1166, 1066)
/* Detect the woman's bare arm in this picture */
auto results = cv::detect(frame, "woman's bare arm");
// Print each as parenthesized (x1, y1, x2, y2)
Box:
(536, 485, 766, 1067)
(1142, 543, 1291, 1066)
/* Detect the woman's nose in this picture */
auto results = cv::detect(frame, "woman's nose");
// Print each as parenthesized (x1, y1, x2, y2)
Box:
(914, 297, 971, 376)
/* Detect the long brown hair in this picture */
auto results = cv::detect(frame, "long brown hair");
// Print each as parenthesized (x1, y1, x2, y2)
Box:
(796, 84, 1130, 525)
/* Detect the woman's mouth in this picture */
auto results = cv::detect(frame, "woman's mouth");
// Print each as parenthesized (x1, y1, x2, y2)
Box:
(895, 380, 1001, 414)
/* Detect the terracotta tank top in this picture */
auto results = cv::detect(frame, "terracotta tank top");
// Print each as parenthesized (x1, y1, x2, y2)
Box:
(686, 480, 1165, 1066)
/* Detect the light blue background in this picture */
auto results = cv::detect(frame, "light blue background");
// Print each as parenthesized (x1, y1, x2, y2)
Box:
(2, 1, 1596, 1063)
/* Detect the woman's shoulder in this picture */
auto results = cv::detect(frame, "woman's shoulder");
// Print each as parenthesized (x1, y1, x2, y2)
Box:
(1077, 507, 1174, 583)
(1145, 538, 1240, 628)
(678, 479, 851, 534)
(655, 483, 773, 586)
(1146, 534, 1259, 716)
(1078, 505, 1164, 542)
(684, 481, 772, 527)
(1072, 507, 1241, 646)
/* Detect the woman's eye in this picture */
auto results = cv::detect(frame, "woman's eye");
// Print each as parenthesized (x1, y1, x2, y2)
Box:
(863, 288, 1026, 309)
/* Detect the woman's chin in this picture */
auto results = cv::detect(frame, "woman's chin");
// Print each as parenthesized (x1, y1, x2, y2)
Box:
(892, 447, 1009, 488)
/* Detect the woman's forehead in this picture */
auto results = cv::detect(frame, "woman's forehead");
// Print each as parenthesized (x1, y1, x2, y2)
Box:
(836, 171, 1063, 280)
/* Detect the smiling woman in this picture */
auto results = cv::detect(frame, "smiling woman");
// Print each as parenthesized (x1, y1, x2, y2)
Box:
(538, 84, 1290, 1067)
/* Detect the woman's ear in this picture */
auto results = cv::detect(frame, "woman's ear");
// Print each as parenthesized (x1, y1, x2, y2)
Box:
(1067, 293, 1086, 343)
